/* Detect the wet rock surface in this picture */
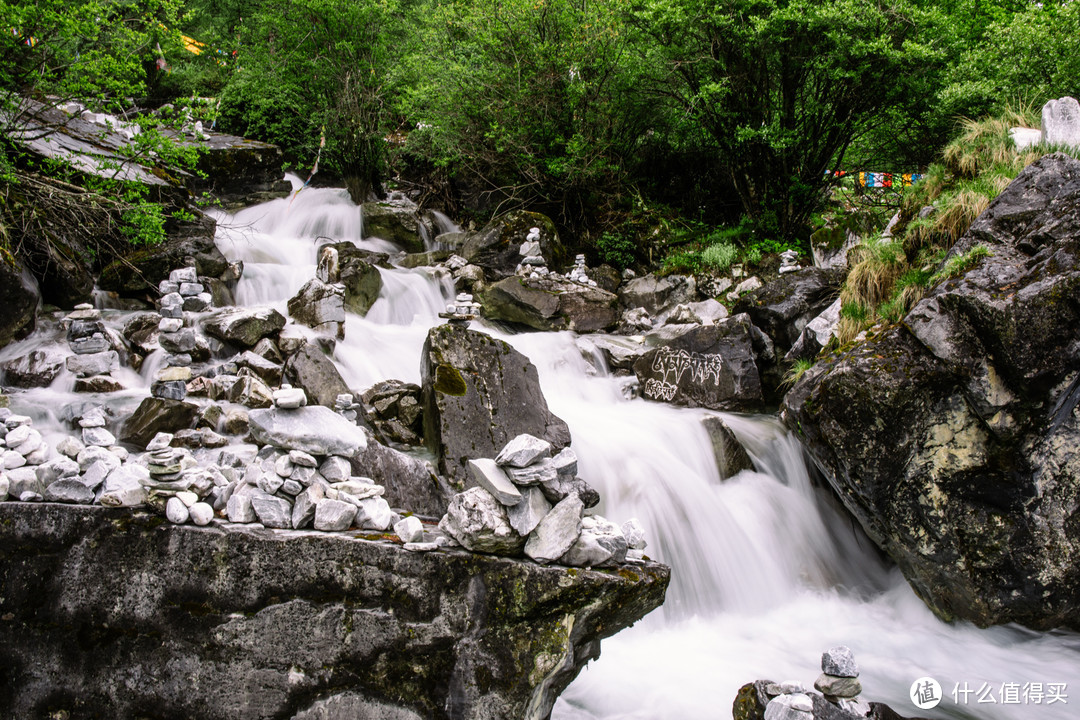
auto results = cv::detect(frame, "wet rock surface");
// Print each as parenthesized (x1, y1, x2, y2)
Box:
(0, 502, 668, 720)
(783, 153, 1080, 630)
(633, 315, 765, 412)
(421, 323, 571, 487)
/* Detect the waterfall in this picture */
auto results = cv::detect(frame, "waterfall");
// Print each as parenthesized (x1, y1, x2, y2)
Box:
(1, 182, 1072, 720)
(206, 189, 1076, 720)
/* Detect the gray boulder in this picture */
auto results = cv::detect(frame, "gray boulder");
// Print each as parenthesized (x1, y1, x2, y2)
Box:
(701, 415, 754, 478)
(421, 324, 570, 487)
(317, 242, 386, 316)
(352, 430, 453, 517)
(559, 515, 628, 568)
(249, 406, 367, 458)
(0, 502, 668, 720)
(362, 193, 424, 253)
(439, 486, 526, 555)
(618, 274, 696, 316)
(1, 348, 65, 388)
(287, 279, 346, 338)
(1041, 96, 1080, 147)
(479, 276, 618, 333)
(283, 344, 349, 408)
(524, 494, 583, 564)
(120, 398, 200, 449)
(203, 307, 286, 349)
(783, 153, 1080, 630)
(732, 267, 844, 354)
(633, 315, 765, 412)
(461, 210, 565, 280)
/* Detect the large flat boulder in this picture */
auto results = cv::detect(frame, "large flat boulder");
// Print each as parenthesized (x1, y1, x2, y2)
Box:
(783, 153, 1080, 630)
(248, 406, 367, 457)
(0, 503, 668, 720)
(202, 306, 286, 348)
(362, 192, 424, 253)
(479, 277, 618, 333)
(421, 324, 571, 487)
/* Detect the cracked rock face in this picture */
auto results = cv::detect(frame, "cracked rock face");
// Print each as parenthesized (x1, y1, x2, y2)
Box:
(782, 153, 1080, 630)
(0, 503, 668, 720)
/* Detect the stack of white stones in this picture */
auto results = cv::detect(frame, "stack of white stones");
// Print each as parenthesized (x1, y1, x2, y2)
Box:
(516, 227, 549, 279)
(566, 254, 598, 287)
(153, 266, 212, 401)
(0, 411, 48, 500)
(0, 406, 143, 506)
(779, 249, 801, 274)
(64, 303, 122, 393)
(814, 645, 868, 715)
(443, 293, 481, 322)
(439, 433, 648, 567)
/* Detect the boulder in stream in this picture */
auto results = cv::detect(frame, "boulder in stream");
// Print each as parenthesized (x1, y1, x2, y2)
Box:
(784, 153, 1080, 630)
(421, 323, 571, 487)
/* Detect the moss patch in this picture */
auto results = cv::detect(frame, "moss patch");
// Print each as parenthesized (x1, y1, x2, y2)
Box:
(433, 364, 468, 396)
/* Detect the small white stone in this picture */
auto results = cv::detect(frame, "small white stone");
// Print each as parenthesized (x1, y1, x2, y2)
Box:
(394, 515, 425, 543)
(189, 502, 214, 526)
(166, 497, 190, 524)
(176, 490, 199, 507)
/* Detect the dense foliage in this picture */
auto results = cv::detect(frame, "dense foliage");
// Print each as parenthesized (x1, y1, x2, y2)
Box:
(3, 0, 1080, 260)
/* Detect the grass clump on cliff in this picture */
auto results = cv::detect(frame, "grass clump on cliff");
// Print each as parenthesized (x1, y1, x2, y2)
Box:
(834, 108, 1054, 342)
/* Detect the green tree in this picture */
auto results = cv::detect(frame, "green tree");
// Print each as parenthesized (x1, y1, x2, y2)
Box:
(400, 0, 652, 225)
(217, 0, 403, 201)
(625, 0, 943, 242)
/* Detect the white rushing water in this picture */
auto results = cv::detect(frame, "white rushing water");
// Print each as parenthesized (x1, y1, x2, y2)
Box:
(3, 181, 1073, 720)
(206, 184, 1079, 720)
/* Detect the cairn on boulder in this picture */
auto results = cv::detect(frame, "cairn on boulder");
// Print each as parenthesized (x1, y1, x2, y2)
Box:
(64, 304, 124, 393)
(438, 433, 647, 567)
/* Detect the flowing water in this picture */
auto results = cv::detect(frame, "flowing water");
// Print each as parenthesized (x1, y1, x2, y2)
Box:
(4, 181, 1078, 719)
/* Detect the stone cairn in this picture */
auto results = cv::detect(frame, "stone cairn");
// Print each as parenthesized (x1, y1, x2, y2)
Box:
(154, 266, 216, 403)
(63, 303, 123, 393)
(438, 433, 648, 567)
(779, 249, 801, 274)
(566, 254, 598, 287)
(440, 293, 480, 325)
(516, 226, 547, 279)
(756, 645, 869, 720)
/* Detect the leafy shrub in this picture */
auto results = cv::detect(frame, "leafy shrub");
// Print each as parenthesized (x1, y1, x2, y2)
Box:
(596, 231, 637, 270)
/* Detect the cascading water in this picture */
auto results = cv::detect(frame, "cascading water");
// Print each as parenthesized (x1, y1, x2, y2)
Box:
(208, 185, 1079, 720)
(2, 179, 1072, 719)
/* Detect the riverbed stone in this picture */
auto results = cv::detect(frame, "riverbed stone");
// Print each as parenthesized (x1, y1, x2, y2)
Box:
(495, 433, 552, 468)
(394, 516, 425, 543)
(283, 344, 350, 408)
(524, 494, 583, 564)
(467, 458, 522, 506)
(99, 466, 149, 507)
(120, 398, 200, 448)
(189, 502, 214, 526)
(505, 459, 557, 486)
(314, 498, 357, 531)
(559, 514, 627, 568)
(2, 349, 65, 387)
(821, 645, 859, 677)
(248, 406, 367, 457)
(439, 487, 525, 555)
(814, 673, 861, 698)
(226, 493, 256, 523)
(166, 497, 190, 524)
(202, 306, 286, 348)
(507, 486, 552, 537)
(353, 496, 394, 531)
(288, 278, 346, 337)
(251, 495, 292, 529)
(43, 479, 95, 504)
